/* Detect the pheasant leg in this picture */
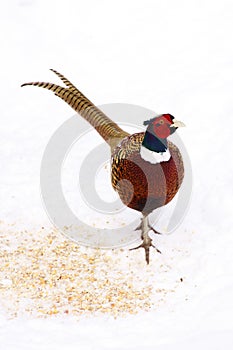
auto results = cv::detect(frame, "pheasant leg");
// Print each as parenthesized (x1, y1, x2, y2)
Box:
(130, 215, 161, 264)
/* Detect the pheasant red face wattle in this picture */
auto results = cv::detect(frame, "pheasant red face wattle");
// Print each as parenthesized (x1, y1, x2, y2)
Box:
(152, 118, 171, 139)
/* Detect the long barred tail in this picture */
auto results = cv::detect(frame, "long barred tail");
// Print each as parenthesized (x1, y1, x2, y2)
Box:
(21, 69, 128, 147)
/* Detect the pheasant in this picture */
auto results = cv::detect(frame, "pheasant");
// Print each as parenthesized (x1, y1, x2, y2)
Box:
(21, 69, 185, 264)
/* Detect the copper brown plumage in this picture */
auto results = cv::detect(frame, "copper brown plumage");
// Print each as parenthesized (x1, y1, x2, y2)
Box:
(111, 133, 184, 215)
(21, 70, 185, 264)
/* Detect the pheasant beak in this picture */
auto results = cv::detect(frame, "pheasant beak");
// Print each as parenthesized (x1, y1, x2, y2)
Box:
(170, 119, 186, 128)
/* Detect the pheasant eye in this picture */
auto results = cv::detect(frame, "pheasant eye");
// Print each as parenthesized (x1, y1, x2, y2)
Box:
(159, 119, 164, 125)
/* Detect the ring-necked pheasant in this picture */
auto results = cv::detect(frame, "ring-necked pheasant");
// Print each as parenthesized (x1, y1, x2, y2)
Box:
(21, 69, 185, 264)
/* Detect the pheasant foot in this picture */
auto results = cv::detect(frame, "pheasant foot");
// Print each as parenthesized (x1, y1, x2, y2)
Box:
(131, 215, 161, 264)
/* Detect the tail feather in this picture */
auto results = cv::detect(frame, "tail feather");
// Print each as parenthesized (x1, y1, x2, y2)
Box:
(21, 70, 128, 147)
(49, 69, 89, 99)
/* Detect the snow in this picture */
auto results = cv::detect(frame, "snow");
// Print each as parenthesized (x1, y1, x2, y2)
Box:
(1, 0, 233, 348)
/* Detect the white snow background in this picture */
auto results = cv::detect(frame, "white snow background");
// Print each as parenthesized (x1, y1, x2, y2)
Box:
(1, 0, 233, 349)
